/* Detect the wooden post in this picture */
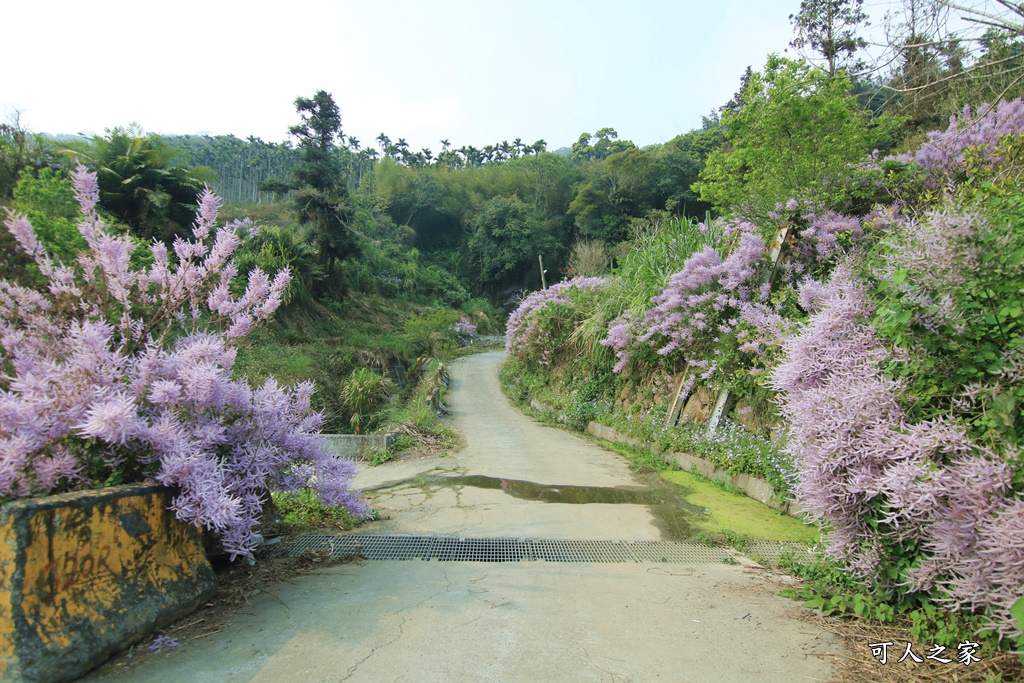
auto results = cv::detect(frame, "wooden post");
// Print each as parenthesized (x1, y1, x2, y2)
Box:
(664, 364, 690, 427)
(767, 223, 791, 286)
(539, 255, 547, 289)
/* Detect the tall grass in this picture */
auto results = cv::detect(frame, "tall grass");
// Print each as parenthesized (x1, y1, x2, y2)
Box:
(612, 214, 722, 317)
(340, 367, 394, 433)
(561, 215, 724, 363)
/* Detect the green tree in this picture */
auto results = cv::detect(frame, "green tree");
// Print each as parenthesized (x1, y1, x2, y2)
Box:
(881, 0, 963, 128)
(232, 224, 322, 307)
(568, 181, 618, 241)
(283, 91, 358, 288)
(880, 1, 1024, 123)
(0, 115, 30, 201)
(789, 0, 870, 76)
(694, 56, 879, 224)
(651, 124, 725, 217)
(9, 168, 85, 263)
(71, 125, 212, 243)
(569, 128, 634, 163)
(468, 194, 560, 292)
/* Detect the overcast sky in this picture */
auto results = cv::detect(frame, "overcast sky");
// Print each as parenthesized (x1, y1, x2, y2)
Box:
(6, 0, 865, 151)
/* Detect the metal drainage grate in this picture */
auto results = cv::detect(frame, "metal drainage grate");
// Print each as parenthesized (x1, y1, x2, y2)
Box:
(744, 540, 816, 565)
(268, 534, 736, 564)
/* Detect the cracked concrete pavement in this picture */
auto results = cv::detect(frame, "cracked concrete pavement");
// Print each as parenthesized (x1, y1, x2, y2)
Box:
(85, 352, 843, 682)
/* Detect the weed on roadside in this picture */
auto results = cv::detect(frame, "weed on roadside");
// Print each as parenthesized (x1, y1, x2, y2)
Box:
(271, 489, 374, 534)
(600, 440, 678, 473)
(365, 446, 394, 466)
(780, 555, 1024, 683)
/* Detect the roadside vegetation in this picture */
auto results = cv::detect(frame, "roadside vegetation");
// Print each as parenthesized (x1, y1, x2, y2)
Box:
(3, 1, 1024, 677)
(496, 3, 1024, 677)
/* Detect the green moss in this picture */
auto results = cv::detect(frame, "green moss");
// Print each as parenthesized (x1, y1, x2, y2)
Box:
(661, 470, 819, 543)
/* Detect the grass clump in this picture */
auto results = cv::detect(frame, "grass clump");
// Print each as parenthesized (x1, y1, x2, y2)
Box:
(271, 489, 374, 534)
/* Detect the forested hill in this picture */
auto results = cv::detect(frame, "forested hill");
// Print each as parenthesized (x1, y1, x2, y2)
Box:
(158, 124, 723, 300)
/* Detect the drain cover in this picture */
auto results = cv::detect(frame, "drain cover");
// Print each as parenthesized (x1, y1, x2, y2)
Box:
(744, 540, 815, 565)
(269, 534, 742, 564)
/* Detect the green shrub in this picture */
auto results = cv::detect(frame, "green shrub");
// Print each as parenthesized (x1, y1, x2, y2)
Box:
(340, 367, 394, 433)
(403, 308, 462, 358)
(271, 489, 368, 533)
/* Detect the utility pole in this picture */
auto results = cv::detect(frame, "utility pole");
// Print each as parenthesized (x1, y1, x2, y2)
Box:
(538, 255, 547, 289)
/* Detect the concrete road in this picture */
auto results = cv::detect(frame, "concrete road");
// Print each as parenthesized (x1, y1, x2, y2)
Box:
(86, 352, 842, 682)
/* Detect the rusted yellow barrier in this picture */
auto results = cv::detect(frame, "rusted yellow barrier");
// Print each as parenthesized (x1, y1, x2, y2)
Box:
(0, 484, 217, 682)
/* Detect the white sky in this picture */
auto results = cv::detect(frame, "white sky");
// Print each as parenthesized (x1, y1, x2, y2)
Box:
(5, 0, 888, 151)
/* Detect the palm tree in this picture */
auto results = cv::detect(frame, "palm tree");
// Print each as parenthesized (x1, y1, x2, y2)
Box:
(395, 138, 411, 165)
(376, 133, 391, 156)
(78, 125, 210, 243)
(462, 146, 482, 167)
(498, 140, 512, 161)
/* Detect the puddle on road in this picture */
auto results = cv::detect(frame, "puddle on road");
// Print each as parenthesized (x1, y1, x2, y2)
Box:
(365, 472, 718, 542)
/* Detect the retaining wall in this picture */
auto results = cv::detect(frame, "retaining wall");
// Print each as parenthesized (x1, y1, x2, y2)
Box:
(0, 484, 217, 683)
(320, 433, 395, 461)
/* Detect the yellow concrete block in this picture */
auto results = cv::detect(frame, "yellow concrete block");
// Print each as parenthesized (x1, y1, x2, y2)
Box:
(0, 484, 216, 682)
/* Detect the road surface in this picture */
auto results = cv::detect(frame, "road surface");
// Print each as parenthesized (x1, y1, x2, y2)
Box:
(87, 352, 841, 682)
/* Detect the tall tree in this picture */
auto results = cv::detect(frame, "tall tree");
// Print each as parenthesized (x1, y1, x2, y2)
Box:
(569, 128, 635, 163)
(467, 194, 560, 292)
(694, 56, 881, 224)
(881, 0, 1024, 121)
(287, 91, 358, 287)
(789, 0, 870, 76)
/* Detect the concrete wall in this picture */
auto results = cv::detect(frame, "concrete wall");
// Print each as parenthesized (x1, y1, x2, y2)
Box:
(320, 433, 395, 461)
(587, 422, 806, 518)
(0, 484, 217, 683)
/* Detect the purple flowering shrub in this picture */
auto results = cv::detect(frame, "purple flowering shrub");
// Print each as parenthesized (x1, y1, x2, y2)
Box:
(881, 99, 1024, 208)
(773, 206, 1024, 636)
(894, 99, 1024, 179)
(870, 196, 1024, 442)
(766, 198, 885, 279)
(602, 219, 768, 386)
(0, 165, 369, 560)
(505, 277, 610, 366)
(453, 316, 477, 346)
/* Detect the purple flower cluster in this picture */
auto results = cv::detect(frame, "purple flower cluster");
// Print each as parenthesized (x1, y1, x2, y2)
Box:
(453, 316, 477, 341)
(505, 277, 610, 363)
(895, 99, 1024, 176)
(872, 208, 981, 333)
(771, 198, 871, 277)
(771, 260, 1024, 636)
(735, 301, 795, 359)
(603, 220, 765, 380)
(0, 165, 369, 560)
